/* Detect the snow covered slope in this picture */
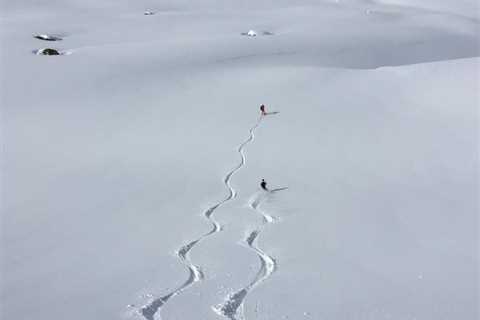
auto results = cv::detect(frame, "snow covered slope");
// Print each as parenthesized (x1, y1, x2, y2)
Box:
(1, 1, 478, 320)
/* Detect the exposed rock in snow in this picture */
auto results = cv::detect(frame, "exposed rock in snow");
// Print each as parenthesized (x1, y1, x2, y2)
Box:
(33, 34, 62, 41)
(35, 48, 60, 55)
(241, 30, 274, 36)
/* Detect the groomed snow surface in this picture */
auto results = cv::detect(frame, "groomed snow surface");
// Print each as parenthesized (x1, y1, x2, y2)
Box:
(1, 0, 479, 320)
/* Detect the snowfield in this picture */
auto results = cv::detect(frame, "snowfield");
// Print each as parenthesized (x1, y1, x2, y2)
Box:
(1, 1, 478, 320)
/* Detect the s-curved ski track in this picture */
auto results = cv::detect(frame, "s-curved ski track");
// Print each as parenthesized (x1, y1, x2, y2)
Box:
(140, 116, 263, 320)
(214, 193, 279, 320)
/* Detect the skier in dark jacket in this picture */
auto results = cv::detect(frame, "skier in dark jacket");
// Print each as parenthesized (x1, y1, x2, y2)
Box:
(260, 104, 266, 116)
(260, 179, 268, 191)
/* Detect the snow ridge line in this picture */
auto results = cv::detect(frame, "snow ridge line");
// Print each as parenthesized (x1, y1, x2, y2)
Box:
(214, 194, 277, 320)
(140, 116, 263, 320)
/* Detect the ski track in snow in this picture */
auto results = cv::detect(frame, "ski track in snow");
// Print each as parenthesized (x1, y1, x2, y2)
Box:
(214, 190, 283, 320)
(140, 116, 263, 320)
